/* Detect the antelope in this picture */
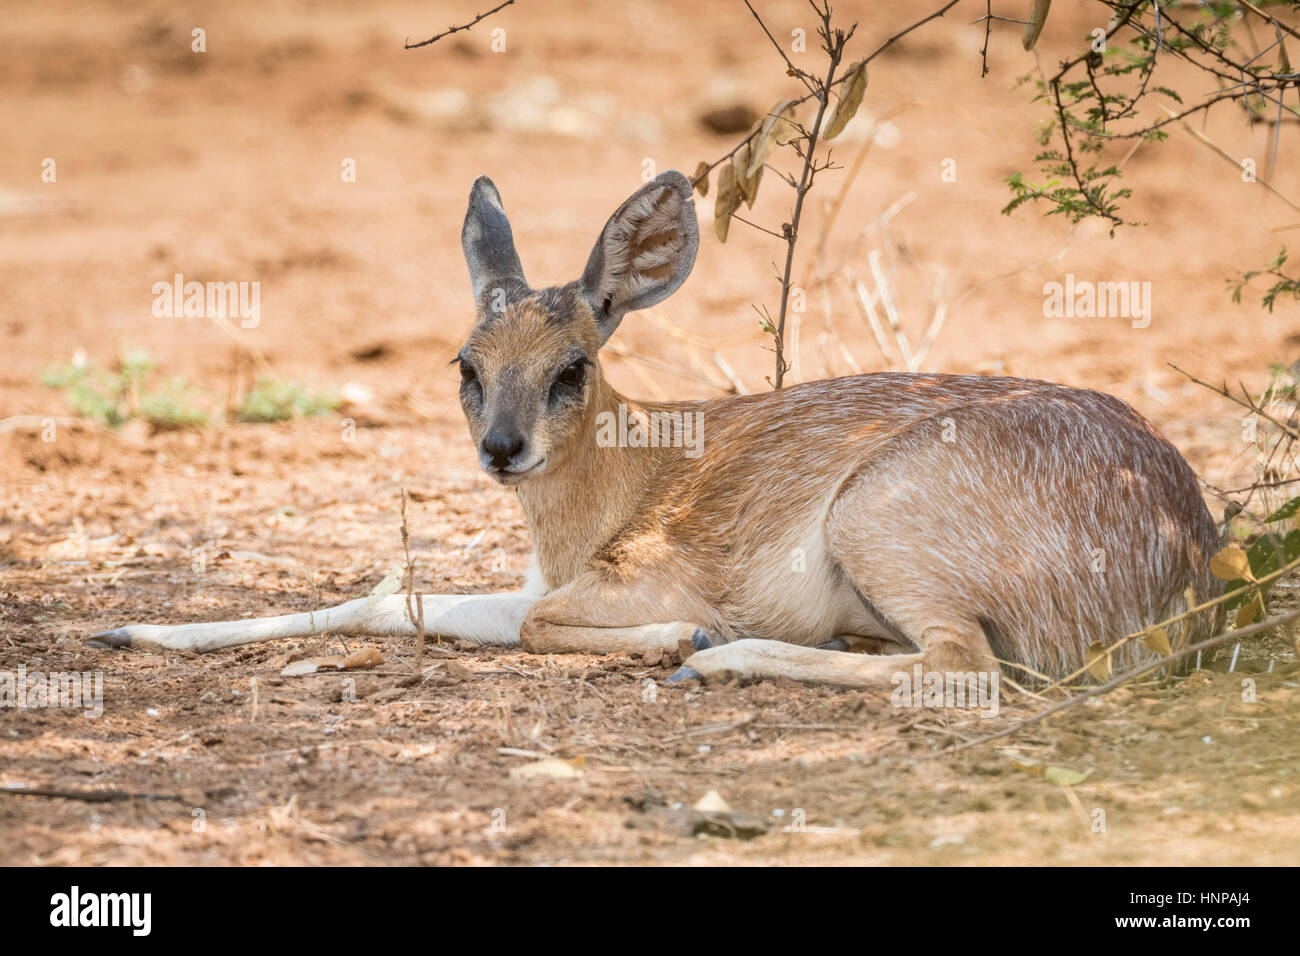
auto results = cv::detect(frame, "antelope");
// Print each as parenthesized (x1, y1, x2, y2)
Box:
(88, 171, 1222, 688)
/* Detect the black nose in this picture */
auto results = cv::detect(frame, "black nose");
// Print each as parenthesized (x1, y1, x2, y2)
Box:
(482, 429, 525, 470)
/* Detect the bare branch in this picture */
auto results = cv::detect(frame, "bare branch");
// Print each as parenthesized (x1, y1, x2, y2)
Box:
(405, 0, 516, 50)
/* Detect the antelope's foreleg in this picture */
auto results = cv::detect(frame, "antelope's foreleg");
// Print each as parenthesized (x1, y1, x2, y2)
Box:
(87, 592, 537, 653)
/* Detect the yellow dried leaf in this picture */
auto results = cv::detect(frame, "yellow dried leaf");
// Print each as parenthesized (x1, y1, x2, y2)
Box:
(1209, 546, 1252, 582)
(1085, 642, 1111, 682)
(1144, 627, 1172, 656)
(1022, 0, 1053, 51)
(1012, 759, 1044, 778)
(823, 61, 868, 141)
(1043, 766, 1090, 787)
(1235, 594, 1262, 627)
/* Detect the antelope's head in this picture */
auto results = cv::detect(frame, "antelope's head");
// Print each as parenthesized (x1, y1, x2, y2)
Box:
(456, 172, 698, 484)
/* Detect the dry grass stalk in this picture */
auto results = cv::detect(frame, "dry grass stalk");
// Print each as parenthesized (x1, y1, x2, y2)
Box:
(399, 489, 426, 675)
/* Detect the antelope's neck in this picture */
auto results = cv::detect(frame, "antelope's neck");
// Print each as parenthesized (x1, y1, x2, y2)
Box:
(515, 377, 663, 589)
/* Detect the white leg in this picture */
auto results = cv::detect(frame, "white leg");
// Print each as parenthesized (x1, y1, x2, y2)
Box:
(671, 639, 920, 688)
(672, 624, 999, 690)
(87, 592, 537, 653)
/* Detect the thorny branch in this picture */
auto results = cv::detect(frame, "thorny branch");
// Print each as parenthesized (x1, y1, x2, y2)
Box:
(405, 0, 516, 50)
(690, 0, 965, 189)
(1007, 1, 1300, 230)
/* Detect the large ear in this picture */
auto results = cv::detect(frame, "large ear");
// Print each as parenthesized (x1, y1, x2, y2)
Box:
(578, 171, 698, 345)
(462, 176, 528, 307)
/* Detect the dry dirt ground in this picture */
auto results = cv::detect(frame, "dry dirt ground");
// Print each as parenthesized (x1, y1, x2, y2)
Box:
(2, 0, 1299, 865)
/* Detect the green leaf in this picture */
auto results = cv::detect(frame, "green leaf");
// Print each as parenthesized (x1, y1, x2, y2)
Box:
(1263, 497, 1300, 524)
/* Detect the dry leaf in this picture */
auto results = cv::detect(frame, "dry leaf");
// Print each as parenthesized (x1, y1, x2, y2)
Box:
(343, 647, 384, 670)
(1144, 627, 1172, 656)
(744, 99, 798, 181)
(280, 657, 343, 677)
(509, 756, 586, 780)
(1209, 546, 1252, 582)
(692, 161, 710, 196)
(1022, 0, 1053, 51)
(1235, 594, 1262, 627)
(736, 142, 764, 209)
(281, 649, 382, 677)
(714, 160, 738, 243)
(693, 789, 732, 814)
(1012, 759, 1044, 777)
(823, 61, 868, 141)
(1085, 642, 1112, 682)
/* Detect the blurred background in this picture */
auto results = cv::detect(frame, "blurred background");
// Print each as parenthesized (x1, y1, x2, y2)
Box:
(2, 0, 1297, 504)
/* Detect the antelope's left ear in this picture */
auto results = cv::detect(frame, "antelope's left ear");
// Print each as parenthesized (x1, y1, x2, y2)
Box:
(578, 171, 698, 345)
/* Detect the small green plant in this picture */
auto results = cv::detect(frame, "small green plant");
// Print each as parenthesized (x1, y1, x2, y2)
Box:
(42, 350, 160, 427)
(42, 351, 339, 429)
(138, 377, 210, 428)
(236, 378, 338, 423)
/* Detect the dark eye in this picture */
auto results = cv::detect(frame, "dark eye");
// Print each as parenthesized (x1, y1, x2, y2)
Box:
(557, 360, 586, 389)
(459, 360, 478, 385)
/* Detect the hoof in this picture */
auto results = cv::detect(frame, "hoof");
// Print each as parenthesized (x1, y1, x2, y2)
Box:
(666, 665, 702, 684)
(690, 628, 714, 651)
(86, 629, 132, 650)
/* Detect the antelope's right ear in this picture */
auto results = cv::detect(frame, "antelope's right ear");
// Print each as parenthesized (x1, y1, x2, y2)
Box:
(462, 176, 528, 306)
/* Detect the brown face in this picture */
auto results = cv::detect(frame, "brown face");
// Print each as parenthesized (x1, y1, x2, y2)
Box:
(457, 171, 698, 485)
(457, 287, 603, 485)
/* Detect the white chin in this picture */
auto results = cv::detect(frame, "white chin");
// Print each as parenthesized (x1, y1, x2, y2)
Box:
(490, 460, 546, 485)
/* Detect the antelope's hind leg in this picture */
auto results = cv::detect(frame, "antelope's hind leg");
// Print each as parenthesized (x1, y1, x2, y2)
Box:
(671, 621, 998, 690)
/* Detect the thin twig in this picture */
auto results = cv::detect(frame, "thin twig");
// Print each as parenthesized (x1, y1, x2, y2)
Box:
(399, 489, 427, 674)
(1170, 364, 1300, 439)
(773, 2, 851, 387)
(405, 0, 516, 50)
